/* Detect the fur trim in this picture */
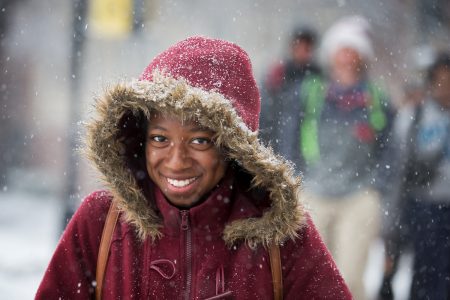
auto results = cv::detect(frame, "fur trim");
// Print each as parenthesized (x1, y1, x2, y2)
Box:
(85, 72, 306, 246)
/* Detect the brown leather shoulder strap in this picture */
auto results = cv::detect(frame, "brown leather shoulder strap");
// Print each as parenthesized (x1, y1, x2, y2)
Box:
(96, 201, 119, 300)
(269, 243, 283, 300)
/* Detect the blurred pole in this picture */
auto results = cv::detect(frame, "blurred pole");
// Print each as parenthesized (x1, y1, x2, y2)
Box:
(0, 0, 25, 187)
(62, 0, 88, 228)
(0, 0, 13, 187)
(133, 0, 145, 32)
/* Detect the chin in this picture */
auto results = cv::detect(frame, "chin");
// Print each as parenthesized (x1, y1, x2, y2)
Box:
(166, 195, 198, 208)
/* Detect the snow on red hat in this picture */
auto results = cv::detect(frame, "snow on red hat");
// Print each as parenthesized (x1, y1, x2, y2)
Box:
(139, 36, 261, 132)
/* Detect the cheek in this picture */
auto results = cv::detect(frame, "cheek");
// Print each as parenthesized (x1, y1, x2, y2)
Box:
(200, 154, 227, 176)
(146, 147, 159, 159)
(212, 157, 228, 178)
(145, 149, 158, 173)
(145, 148, 151, 164)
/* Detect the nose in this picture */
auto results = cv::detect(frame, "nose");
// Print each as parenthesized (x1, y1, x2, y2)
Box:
(165, 141, 192, 170)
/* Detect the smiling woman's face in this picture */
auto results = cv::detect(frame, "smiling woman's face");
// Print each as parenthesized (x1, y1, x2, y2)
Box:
(145, 114, 228, 208)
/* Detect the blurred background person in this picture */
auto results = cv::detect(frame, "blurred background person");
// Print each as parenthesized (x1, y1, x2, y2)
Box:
(377, 79, 426, 300)
(301, 15, 393, 300)
(409, 51, 450, 299)
(387, 52, 450, 300)
(259, 24, 320, 160)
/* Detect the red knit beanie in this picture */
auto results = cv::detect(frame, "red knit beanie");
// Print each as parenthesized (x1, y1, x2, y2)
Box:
(140, 36, 261, 132)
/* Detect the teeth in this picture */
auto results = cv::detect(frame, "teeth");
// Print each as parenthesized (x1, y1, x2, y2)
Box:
(167, 177, 197, 188)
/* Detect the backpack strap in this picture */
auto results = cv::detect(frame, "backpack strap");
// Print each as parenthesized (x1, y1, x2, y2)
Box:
(299, 75, 325, 164)
(96, 201, 283, 300)
(269, 243, 283, 300)
(367, 82, 388, 131)
(96, 201, 120, 300)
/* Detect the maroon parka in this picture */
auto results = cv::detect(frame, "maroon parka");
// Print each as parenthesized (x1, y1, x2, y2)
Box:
(36, 36, 352, 299)
(37, 181, 351, 299)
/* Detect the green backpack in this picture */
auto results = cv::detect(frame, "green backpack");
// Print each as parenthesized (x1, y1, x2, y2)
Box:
(299, 75, 388, 164)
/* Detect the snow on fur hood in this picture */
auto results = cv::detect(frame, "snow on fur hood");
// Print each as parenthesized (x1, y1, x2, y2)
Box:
(84, 37, 305, 248)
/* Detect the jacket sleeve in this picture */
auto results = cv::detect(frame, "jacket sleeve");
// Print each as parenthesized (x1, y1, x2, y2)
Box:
(282, 214, 352, 299)
(35, 191, 112, 300)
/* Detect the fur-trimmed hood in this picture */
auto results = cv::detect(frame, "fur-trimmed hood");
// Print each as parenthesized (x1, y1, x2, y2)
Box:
(85, 38, 305, 248)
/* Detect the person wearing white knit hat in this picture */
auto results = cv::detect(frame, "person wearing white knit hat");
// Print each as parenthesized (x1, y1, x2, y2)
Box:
(319, 15, 374, 69)
(300, 15, 393, 300)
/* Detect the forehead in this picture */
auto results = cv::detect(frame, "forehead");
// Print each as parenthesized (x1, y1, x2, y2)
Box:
(147, 113, 211, 132)
(335, 47, 360, 55)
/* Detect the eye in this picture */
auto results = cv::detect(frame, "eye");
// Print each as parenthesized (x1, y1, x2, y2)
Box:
(152, 136, 167, 142)
(190, 137, 213, 150)
(192, 137, 210, 145)
(148, 135, 169, 148)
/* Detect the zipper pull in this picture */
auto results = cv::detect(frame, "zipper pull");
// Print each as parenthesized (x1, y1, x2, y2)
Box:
(180, 210, 189, 231)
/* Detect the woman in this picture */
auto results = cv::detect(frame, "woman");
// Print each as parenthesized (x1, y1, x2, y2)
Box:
(298, 16, 392, 300)
(36, 36, 351, 299)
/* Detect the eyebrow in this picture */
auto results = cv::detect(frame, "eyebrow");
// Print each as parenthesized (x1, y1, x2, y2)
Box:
(147, 125, 167, 131)
(190, 126, 213, 133)
(147, 125, 213, 133)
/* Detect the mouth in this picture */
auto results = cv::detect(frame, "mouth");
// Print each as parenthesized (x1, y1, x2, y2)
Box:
(166, 177, 198, 188)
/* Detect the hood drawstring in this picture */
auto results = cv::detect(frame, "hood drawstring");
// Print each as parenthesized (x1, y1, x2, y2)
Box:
(204, 265, 233, 300)
(149, 259, 176, 279)
(150, 260, 233, 299)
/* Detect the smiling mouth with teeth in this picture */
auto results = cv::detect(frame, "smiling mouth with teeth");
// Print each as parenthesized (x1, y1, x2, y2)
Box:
(166, 177, 198, 188)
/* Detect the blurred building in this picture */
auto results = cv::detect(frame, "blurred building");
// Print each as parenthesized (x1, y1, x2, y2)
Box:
(0, 0, 448, 200)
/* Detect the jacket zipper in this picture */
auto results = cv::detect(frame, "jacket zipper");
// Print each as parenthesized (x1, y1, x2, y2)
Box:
(181, 210, 192, 300)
